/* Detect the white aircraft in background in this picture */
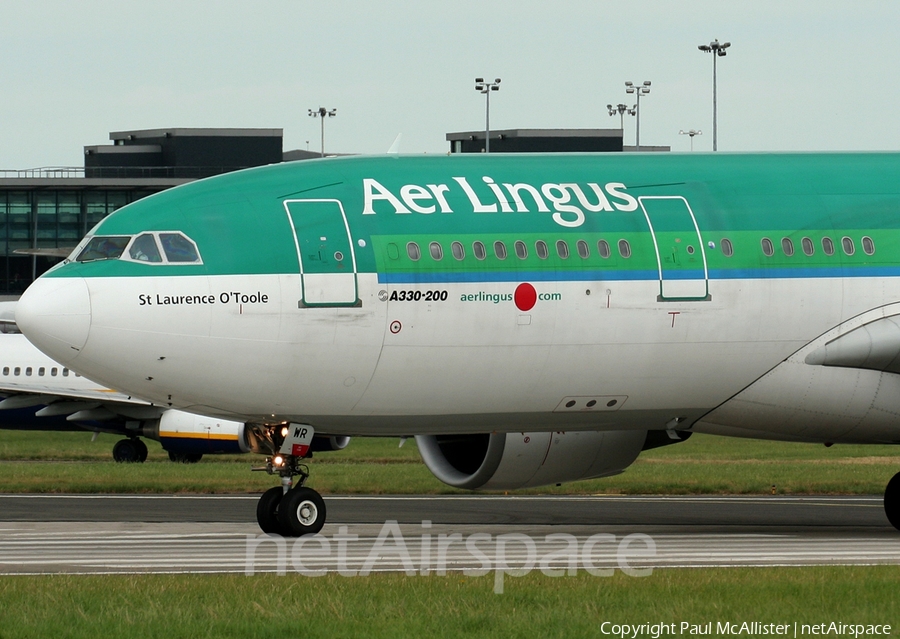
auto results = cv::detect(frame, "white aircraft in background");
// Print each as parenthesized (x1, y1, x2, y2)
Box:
(0, 329, 251, 462)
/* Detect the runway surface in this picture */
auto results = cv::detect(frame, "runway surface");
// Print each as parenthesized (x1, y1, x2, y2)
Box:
(0, 494, 896, 575)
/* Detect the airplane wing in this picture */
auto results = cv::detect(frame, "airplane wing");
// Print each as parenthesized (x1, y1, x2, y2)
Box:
(0, 379, 163, 422)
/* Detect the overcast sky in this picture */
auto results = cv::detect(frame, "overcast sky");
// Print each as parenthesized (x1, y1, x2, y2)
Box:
(2, 1, 899, 168)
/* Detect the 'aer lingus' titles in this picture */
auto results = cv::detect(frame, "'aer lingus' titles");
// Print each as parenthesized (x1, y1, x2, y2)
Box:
(361, 177, 639, 228)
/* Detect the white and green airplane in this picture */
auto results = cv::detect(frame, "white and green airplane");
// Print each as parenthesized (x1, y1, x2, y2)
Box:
(15, 151, 900, 535)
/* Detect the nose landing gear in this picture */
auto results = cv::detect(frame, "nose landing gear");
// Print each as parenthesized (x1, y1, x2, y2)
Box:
(253, 424, 326, 536)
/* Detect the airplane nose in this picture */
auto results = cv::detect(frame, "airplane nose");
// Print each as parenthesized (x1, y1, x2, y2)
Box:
(16, 276, 91, 365)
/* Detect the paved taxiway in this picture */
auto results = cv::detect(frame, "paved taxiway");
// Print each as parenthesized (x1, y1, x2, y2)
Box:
(0, 495, 897, 575)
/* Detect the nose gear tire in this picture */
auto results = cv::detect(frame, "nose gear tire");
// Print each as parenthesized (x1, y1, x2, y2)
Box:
(277, 487, 326, 536)
(257, 486, 286, 535)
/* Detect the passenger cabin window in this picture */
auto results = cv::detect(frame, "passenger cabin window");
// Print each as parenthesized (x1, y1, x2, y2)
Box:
(159, 233, 201, 263)
(406, 242, 421, 261)
(556, 240, 569, 259)
(2, 367, 7, 376)
(451, 241, 465, 260)
(841, 236, 855, 256)
(38, 367, 45, 376)
(781, 238, 794, 256)
(514, 241, 528, 260)
(761, 238, 774, 257)
(535, 241, 549, 260)
(862, 236, 875, 255)
(129, 233, 163, 263)
(618, 239, 631, 258)
(14, 367, 20, 376)
(802, 237, 815, 256)
(721, 238, 734, 257)
(25, 367, 32, 376)
(598, 240, 611, 259)
(51, 368, 57, 376)
(473, 241, 486, 260)
(822, 237, 835, 256)
(576, 240, 590, 259)
(62, 368, 69, 377)
(493, 241, 507, 260)
(76, 236, 130, 262)
(429, 242, 443, 261)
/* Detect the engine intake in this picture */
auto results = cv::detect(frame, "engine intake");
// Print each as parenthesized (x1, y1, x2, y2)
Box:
(416, 430, 647, 491)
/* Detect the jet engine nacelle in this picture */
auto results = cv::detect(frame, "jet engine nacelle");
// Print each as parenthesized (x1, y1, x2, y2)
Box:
(155, 410, 250, 455)
(416, 430, 647, 491)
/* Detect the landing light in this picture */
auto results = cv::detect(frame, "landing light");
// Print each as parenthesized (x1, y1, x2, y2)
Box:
(280, 426, 289, 437)
(273, 455, 285, 467)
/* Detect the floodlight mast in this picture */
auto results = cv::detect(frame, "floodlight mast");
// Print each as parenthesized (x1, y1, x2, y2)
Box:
(698, 39, 730, 151)
(624, 81, 651, 151)
(475, 77, 501, 153)
(308, 107, 337, 158)
(607, 103, 636, 135)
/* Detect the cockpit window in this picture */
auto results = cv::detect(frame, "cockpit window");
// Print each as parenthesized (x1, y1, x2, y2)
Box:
(159, 233, 201, 263)
(128, 233, 163, 263)
(75, 236, 131, 262)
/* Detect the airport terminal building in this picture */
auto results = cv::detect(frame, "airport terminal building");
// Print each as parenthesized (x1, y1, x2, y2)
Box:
(0, 128, 288, 294)
(0, 126, 661, 294)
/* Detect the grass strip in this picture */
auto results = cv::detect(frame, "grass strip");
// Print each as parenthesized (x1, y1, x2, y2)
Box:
(0, 567, 895, 639)
(0, 430, 897, 495)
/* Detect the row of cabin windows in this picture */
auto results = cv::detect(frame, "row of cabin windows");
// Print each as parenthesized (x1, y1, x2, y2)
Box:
(1, 366, 78, 377)
(756, 235, 875, 258)
(403, 235, 875, 263)
(406, 239, 633, 262)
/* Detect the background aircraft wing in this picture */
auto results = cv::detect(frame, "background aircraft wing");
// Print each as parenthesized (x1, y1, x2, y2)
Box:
(0, 380, 163, 423)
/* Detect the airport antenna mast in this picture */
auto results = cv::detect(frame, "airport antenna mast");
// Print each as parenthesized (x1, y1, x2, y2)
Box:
(679, 129, 703, 152)
(475, 78, 501, 153)
(308, 107, 337, 158)
(698, 39, 730, 151)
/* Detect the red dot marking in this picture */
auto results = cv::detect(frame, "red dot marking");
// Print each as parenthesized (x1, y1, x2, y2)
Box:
(515, 283, 537, 311)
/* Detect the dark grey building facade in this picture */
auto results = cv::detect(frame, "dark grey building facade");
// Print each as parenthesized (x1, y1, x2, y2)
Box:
(84, 128, 283, 178)
(447, 128, 624, 154)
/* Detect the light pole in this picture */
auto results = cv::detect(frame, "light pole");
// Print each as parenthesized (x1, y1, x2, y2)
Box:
(475, 77, 500, 153)
(679, 129, 702, 151)
(698, 39, 730, 151)
(308, 107, 337, 157)
(607, 103, 636, 134)
(625, 81, 650, 151)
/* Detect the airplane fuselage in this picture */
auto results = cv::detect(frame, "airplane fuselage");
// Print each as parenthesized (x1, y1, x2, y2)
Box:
(16, 152, 900, 444)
